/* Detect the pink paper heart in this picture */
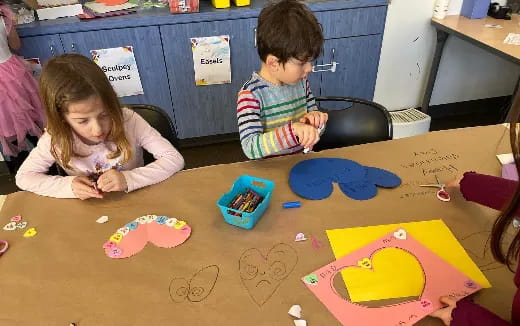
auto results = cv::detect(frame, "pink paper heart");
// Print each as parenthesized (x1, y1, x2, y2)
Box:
(103, 215, 191, 259)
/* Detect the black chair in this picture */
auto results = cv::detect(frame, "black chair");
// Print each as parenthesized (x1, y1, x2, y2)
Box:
(313, 96, 393, 151)
(127, 104, 179, 165)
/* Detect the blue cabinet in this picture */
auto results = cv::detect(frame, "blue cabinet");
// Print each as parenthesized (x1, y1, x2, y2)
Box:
(15, 0, 388, 140)
(319, 35, 383, 100)
(161, 18, 258, 139)
(17, 34, 64, 62)
(59, 27, 174, 124)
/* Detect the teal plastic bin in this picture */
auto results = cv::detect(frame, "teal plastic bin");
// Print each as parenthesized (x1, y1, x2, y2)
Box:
(217, 175, 275, 229)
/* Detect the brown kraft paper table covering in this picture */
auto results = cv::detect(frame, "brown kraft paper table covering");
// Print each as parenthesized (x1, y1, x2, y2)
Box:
(0, 124, 516, 325)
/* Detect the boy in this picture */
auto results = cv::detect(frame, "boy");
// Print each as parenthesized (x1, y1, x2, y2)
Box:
(237, 0, 327, 159)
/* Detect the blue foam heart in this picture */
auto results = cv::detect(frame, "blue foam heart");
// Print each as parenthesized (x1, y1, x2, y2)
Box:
(338, 179, 378, 200)
(289, 158, 401, 201)
(366, 167, 402, 188)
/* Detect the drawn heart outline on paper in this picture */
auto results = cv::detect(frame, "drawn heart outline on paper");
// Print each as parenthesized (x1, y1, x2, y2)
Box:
(169, 265, 220, 303)
(238, 243, 298, 306)
(102, 215, 191, 259)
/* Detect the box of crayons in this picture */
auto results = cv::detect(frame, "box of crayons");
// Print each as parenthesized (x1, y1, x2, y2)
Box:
(217, 175, 275, 229)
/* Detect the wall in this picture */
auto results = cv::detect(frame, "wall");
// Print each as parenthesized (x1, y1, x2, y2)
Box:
(373, 0, 520, 110)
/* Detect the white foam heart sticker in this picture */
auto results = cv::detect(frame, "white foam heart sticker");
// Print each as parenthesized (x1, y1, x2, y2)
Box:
(393, 228, 407, 240)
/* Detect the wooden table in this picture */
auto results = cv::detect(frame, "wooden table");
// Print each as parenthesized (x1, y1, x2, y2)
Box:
(422, 15, 520, 113)
(0, 125, 515, 325)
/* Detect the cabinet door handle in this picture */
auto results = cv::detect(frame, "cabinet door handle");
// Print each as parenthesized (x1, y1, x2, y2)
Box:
(254, 28, 257, 48)
(71, 43, 77, 53)
(49, 44, 55, 56)
(312, 47, 339, 73)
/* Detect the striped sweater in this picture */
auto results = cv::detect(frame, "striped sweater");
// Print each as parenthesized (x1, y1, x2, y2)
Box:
(237, 72, 318, 159)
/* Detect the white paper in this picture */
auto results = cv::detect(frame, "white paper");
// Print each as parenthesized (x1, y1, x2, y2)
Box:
(504, 33, 520, 45)
(91, 47, 144, 97)
(84, 2, 137, 14)
(294, 320, 307, 326)
(24, 58, 42, 79)
(96, 216, 109, 224)
(36, 4, 83, 20)
(191, 35, 231, 86)
(497, 153, 514, 164)
(288, 305, 302, 318)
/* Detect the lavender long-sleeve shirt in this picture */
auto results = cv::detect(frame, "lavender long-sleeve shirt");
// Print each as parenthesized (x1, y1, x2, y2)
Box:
(16, 108, 184, 198)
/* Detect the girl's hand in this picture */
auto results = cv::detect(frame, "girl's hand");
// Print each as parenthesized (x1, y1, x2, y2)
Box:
(300, 111, 328, 129)
(72, 176, 103, 200)
(292, 122, 320, 149)
(446, 175, 463, 190)
(429, 296, 457, 326)
(97, 169, 128, 193)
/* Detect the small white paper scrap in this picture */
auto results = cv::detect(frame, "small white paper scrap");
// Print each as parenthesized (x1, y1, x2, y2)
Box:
(96, 216, 109, 224)
(504, 33, 520, 45)
(294, 320, 307, 326)
(288, 305, 302, 319)
(497, 153, 514, 164)
(484, 24, 503, 28)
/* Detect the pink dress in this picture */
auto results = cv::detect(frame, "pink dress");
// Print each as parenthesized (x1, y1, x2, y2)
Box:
(0, 5, 45, 157)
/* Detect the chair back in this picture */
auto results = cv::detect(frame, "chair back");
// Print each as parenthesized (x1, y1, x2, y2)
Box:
(313, 96, 392, 151)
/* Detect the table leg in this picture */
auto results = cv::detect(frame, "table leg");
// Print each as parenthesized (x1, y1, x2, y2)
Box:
(421, 29, 449, 113)
(505, 76, 520, 122)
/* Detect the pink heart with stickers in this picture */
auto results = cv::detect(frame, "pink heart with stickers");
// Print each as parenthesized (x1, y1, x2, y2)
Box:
(103, 215, 191, 259)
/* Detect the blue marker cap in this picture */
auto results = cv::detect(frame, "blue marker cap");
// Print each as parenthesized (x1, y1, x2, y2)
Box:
(283, 201, 301, 208)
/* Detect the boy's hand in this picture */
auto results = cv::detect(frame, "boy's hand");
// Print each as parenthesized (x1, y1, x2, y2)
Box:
(97, 170, 128, 193)
(429, 296, 457, 326)
(72, 176, 103, 200)
(300, 111, 328, 129)
(292, 122, 320, 149)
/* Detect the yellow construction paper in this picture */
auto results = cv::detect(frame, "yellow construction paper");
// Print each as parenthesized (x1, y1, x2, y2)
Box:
(342, 248, 425, 302)
(326, 220, 491, 303)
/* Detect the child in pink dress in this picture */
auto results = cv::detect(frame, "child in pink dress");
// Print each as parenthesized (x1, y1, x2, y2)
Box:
(0, 3, 45, 158)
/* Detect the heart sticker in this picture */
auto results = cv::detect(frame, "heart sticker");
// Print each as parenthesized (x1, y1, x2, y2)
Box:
(239, 243, 298, 306)
(419, 299, 433, 310)
(304, 274, 319, 286)
(464, 280, 478, 289)
(23, 227, 37, 238)
(103, 215, 191, 259)
(393, 228, 407, 240)
(3, 222, 16, 231)
(357, 258, 372, 269)
(10, 215, 22, 223)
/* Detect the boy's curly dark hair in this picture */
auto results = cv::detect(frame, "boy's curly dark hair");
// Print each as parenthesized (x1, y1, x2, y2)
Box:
(256, 0, 324, 64)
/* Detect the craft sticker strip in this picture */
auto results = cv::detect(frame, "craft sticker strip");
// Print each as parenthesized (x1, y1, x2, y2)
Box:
(302, 228, 481, 326)
(90, 46, 144, 97)
(191, 35, 231, 86)
(289, 158, 401, 200)
(326, 220, 491, 303)
(103, 215, 191, 259)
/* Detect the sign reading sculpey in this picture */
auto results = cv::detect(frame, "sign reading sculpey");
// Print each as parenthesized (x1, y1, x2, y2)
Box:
(90, 46, 144, 97)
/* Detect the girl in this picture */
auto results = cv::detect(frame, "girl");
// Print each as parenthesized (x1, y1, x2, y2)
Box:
(16, 54, 185, 199)
(429, 99, 520, 325)
(0, 2, 45, 158)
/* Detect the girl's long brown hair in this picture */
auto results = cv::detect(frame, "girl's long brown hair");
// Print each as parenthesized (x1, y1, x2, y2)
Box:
(39, 54, 132, 170)
(491, 94, 520, 269)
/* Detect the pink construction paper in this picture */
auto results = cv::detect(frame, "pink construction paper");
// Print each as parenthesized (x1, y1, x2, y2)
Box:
(302, 228, 482, 326)
(103, 215, 191, 259)
(502, 163, 519, 181)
